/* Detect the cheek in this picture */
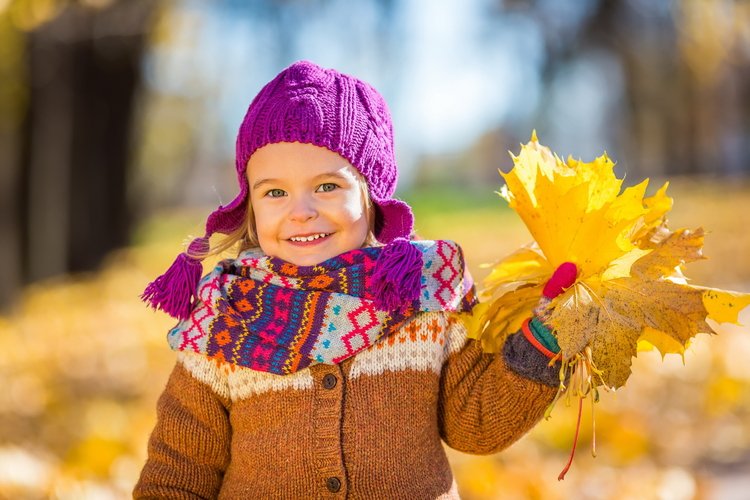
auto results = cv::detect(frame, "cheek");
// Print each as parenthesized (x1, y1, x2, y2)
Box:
(338, 191, 367, 222)
(251, 204, 276, 238)
(337, 192, 370, 243)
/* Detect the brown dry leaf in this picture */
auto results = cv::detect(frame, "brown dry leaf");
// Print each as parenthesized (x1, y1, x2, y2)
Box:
(631, 227, 706, 280)
(550, 278, 710, 388)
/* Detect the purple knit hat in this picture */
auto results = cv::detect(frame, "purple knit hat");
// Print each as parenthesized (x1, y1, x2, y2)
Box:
(142, 61, 418, 320)
(209, 60, 413, 243)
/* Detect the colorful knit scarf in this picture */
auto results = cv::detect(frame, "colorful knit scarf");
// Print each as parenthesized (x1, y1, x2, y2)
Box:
(167, 240, 476, 375)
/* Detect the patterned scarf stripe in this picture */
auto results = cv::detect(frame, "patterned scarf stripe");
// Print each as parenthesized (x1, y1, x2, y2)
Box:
(284, 291, 323, 373)
(226, 279, 269, 369)
(339, 267, 350, 296)
(260, 287, 304, 371)
(169, 240, 476, 374)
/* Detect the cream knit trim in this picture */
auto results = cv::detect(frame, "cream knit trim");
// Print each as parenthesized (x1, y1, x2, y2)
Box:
(445, 314, 469, 356)
(348, 312, 467, 379)
(226, 365, 315, 400)
(177, 351, 231, 401)
(179, 350, 316, 401)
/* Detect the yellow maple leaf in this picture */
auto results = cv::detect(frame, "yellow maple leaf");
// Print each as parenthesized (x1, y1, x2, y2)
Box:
(470, 134, 750, 392)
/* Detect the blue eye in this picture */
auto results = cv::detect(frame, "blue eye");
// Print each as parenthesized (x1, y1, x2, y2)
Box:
(317, 183, 338, 193)
(266, 189, 286, 198)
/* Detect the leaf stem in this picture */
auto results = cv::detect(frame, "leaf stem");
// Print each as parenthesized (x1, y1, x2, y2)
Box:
(591, 389, 597, 458)
(558, 396, 584, 481)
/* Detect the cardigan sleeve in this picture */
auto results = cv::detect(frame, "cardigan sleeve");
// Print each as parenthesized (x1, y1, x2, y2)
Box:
(133, 353, 232, 499)
(437, 315, 560, 455)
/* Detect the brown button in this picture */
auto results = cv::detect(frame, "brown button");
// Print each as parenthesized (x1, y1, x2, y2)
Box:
(326, 476, 341, 493)
(322, 373, 337, 389)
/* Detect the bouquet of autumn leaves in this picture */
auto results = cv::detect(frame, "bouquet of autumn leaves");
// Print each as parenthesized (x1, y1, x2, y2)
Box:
(468, 133, 750, 478)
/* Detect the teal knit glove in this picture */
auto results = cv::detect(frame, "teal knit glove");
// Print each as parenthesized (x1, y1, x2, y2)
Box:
(521, 317, 560, 359)
(529, 316, 560, 353)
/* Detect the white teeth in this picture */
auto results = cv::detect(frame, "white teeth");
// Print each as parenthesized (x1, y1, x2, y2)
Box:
(289, 233, 329, 242)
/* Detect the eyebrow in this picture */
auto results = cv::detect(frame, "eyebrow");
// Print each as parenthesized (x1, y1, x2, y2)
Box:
(251, 178, 278, 190)
(251, 170, 352, 190)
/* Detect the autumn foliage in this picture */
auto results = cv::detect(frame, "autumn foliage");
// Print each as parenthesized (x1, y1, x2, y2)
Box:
(470, 133, 750, 390)
(467, 134, 750, 478)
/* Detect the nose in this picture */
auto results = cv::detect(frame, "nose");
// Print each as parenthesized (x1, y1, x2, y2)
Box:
(288, 194, 317, 223)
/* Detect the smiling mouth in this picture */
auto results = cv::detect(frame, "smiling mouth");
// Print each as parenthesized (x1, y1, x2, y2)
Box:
(288, 232, 332, 243)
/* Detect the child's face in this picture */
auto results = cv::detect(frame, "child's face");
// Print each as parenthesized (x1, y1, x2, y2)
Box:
(247, 142, 371, 266)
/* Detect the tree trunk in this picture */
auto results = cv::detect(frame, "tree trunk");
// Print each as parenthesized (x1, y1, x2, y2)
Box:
(3, 0, 155, 310)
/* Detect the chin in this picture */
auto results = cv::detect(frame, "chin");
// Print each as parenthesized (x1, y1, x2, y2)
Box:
(278, 252, 328, 267)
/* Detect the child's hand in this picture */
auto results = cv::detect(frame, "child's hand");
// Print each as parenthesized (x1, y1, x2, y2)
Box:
(524, 262, 578, 359)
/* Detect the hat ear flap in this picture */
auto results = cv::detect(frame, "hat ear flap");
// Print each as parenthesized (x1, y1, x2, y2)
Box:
(374, 199, 414, 244)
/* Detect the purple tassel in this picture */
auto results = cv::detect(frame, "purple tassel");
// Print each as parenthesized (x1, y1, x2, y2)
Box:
(141, 237, 209, 320)
(372, 237, 423, 312)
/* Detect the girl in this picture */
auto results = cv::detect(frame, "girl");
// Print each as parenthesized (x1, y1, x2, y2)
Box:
(134, 60, 574, 499)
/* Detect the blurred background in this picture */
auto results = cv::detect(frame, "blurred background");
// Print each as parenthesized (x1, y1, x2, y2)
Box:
(1, 0, 749, 498)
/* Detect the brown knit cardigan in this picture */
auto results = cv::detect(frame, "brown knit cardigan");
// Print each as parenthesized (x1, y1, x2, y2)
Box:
(134, 312, 559, 499)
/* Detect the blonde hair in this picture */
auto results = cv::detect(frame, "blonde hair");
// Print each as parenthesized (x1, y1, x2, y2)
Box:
(202, 175, 378, 259)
